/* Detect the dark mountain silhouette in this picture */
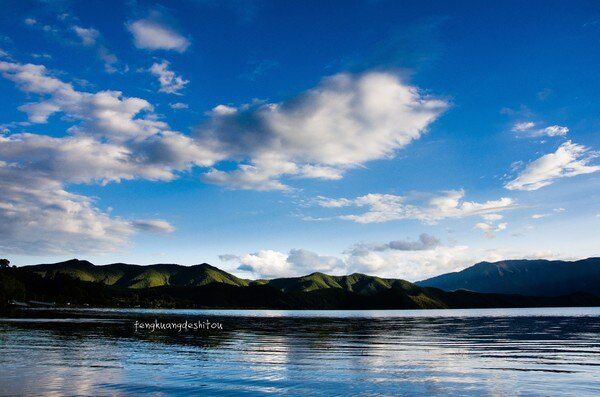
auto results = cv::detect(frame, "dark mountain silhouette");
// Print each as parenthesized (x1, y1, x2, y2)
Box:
(417, 258, 600, 296)
(0, 258, 596, 309)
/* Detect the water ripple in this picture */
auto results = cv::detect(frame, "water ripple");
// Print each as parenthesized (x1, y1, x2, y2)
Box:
(0, 307, 598, 396)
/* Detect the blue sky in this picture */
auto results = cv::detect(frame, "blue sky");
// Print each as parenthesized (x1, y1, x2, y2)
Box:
(0, 0, 599, 280)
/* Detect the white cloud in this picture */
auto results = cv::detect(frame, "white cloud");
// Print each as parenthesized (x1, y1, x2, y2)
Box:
(210, 104, 237, 115)
(218, 254, 239, 262)
(128, 19, 190, 52)
(149, 60, 188, 94)
(377, 234, 441, 251)
(287, 249, 346, 275)
(222, 235, 475, 281)
(474, 222, 507, 238)
(203, 164, 291, 191)
(131, 219, 176, 233)
(227, 250, 288, 278)
(170, 102, 189, 109)
(0, 61, 71, 95)
(541, 125, 569, 137)
(512, 121, 536, 131)
(482, 213, 503, 221)
(219, 247, 361, 279)
(98, 47, 121, 74)
(0, 64, 450, 198)
(496, 222, 507, 231)
(0, 60, 216, 253)
(505, 141, 600, 191)
(531, 213, 549, 219)
(347, 234, 441, 255)
(345, 244, 472, 281)
(30, 53, 51, 59)
(0, 134, 186, 254)
(197, 71, 447, 190)
(24, 18, 36, 26)
(0, 61, 189, 142)
(0, 168, 131, 254)
(222, 248, 348, 279)
(316, 190, 516, 224)
(315, 197, 354, 208)
(512, 121, 569, 137)
(73, 26, 99, 46)
(0, 164, 173, 254)
(0, 132, 215, 184)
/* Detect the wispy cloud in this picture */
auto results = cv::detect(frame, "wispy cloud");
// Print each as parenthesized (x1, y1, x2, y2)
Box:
(505, 141, 600, 191)
(315, 190, 516, 224)
(68, 24, 124, 73)
(511, 121, 569, 137)
(132, 219, 176, 233)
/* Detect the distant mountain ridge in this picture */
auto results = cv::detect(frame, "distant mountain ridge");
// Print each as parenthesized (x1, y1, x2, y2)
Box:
(417, 258, 600, 296)
(3, 258, 598, 309)
(24, 257, 600, 298)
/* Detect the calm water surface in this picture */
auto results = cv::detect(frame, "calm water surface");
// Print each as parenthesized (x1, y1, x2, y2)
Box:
(0, 307, 599, 396)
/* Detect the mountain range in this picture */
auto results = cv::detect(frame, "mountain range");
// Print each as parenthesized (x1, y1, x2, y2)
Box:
(26, 260, 250, 289)
(0, 257, 595, 310)
(417, 258, 600, 296)
(24, 257, 600, 297)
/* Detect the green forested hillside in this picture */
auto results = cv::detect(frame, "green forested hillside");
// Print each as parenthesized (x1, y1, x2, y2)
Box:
(261, 272, 417, 295)
(26, 259, 249, 289)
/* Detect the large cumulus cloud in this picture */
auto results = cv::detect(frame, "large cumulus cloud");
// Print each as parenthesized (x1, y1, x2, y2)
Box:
(197, 72, 448, 190)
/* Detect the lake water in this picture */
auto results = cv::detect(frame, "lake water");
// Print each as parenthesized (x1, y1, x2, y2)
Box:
(0, 307, 599, 396)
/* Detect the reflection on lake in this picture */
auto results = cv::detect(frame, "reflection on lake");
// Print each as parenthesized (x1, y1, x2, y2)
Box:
(1, 307, 599, 396)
